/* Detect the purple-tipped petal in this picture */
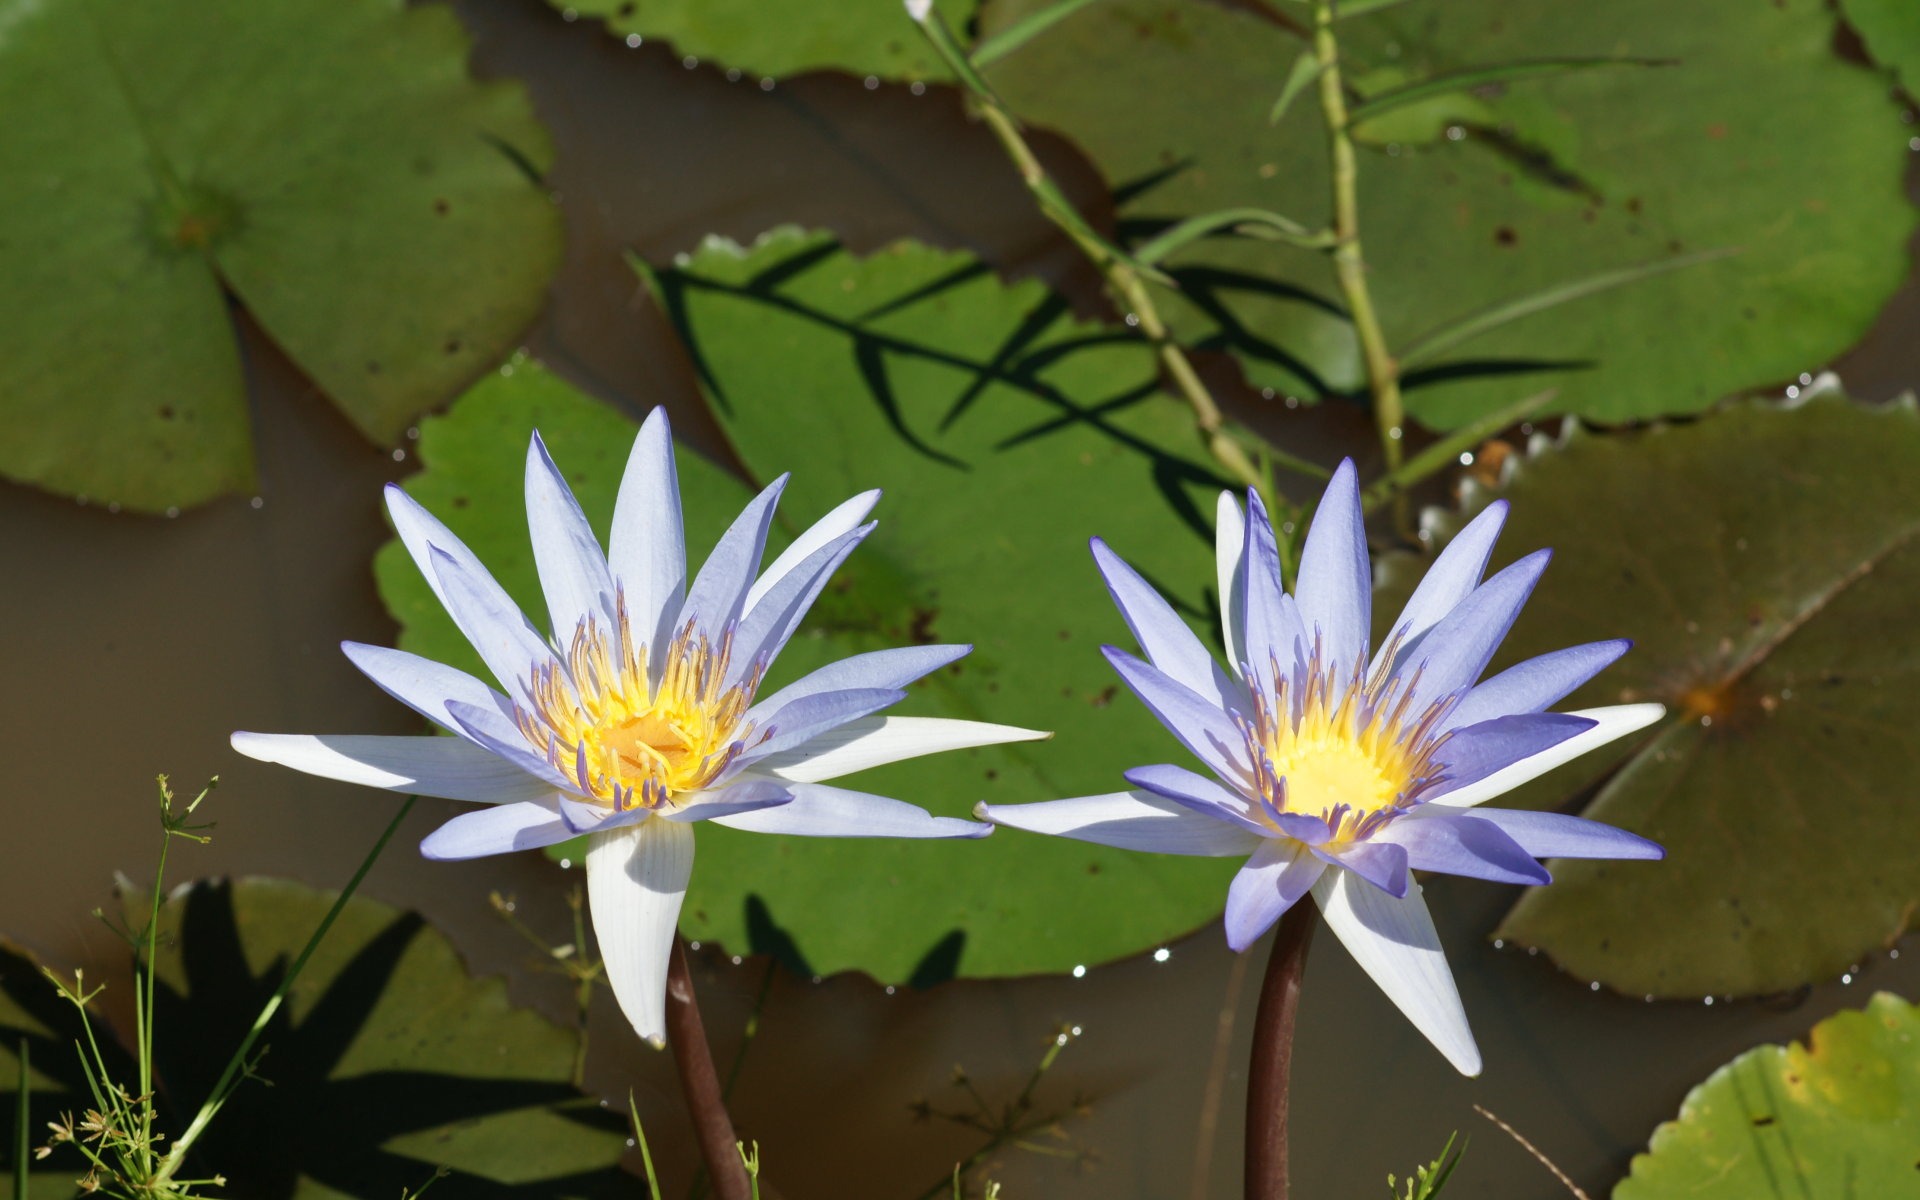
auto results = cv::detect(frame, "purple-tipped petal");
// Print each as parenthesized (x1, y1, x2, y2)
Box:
(1440, 640, 1631, 733)
(661, 777, 794, 823)
(751, 644, 970, 715)
(420, 800, 573, 860)
(1224, 841, 1326, 951)
(1093, 538, 1239, 710)
(710, 781, 988, 839)
(341, 642, 507, 738)
(1430, 703, 1665, 810)
(1375, 811, 1550, 886)
(1374, 500, 1507, 677)
(1395, 550, 1552, 718)
(727, 523, 872, 688)
(1463, 807, 1664, 861)
(737, 687, 907, 765)
(745, 489, 880, 615)
(1240, 489, 1302, 691)
(1315, 839, 1409, 897)
(426, 545, 557, 706)
(1424, 712, 1595, 801)
(1123, 763, 1270, 838)
(1293, 460, 1371, 671)
(677, 474, 788, 641)
(607, 409, 687, 654)
(1215, 491, 1248, 674)
(1103, 647, 1252, 787)
(980, 792, 1263, 857)
(230, 732, 553, 805)
(526, 432, 616, 643)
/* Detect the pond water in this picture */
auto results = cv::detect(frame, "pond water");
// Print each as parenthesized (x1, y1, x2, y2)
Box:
(4, 1, 1917, 1195)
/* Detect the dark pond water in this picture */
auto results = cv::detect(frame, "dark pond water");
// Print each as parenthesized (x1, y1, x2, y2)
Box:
(4, 1, 1918, 1195)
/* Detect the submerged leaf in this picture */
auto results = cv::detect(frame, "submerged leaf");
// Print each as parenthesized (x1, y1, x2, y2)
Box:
(1374, 395, 1920, 997)
(1616, 993, 1920, 1198)
(0, 0, 561, 511)
(978, 0, 1912, 428)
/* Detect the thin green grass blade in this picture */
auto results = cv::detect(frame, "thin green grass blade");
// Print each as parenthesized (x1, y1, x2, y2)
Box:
(1133, 207, 1330, 264)
(1269, 49, 1324, 124)
(1361, 390, 1557, 513)
(1348, 56, 1673, 125)
(972, 0, 1105, 67)
(1397, 248, 1738, 370)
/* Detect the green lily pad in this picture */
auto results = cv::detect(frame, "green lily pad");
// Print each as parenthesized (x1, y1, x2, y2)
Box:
(1616, 992, 1920, 1198)
(1842, 0, 1920, 96)
(1372, 394, 1920, 998)
(978, 0, 1913, 429)
(0, 0, 561, 513)
(379, 229, 1245, 981)
(0, 879, 629, 1195)
(551, 0, 975, 82)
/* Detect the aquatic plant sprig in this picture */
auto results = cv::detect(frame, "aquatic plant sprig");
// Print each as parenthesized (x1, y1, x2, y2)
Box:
(981, 462, 1666, 1197)
(234, 410, 1047, 1200)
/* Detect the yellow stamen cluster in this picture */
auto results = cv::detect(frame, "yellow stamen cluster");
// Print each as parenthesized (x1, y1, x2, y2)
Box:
(1246, 638, 1451, 844)
(514, 599, 764, 812)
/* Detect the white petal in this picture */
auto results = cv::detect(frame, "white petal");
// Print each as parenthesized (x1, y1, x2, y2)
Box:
(753, 716, 1050, 784)
(1313, 869, 1481, 1076)
(420, 800, 572, 860)
(426, 545, 556, 705)
(979, 791, 1263, 857)
(1427, 703, 1666, 810)
(586, 818, 694, 1048)
(341, 642, 506, 737)
(230, 732, 552, 804)
(526, 433, 615, 642)
(710, 780, 986, 838)
(607, 409, 687, 653)
(744, 489, 880, 616)
(1215, 491, 1247, 675)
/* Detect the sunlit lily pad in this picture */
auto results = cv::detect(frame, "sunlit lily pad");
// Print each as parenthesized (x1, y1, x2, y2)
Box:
(551, 0, 975, 82)
(379, 230, 1246, 981)
(1616, 992, 1920, 1198)
(1843, 0, 1920, 96)
(1372, 394, 1920, 997)
(0, 0, 561, 512)
(0, 880, 628, 1194)
(978, 0, 1912, 429)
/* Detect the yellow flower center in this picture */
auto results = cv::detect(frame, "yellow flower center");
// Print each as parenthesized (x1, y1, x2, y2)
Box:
(515, 600, 763, 811)
(1247, 638, 1450, 843)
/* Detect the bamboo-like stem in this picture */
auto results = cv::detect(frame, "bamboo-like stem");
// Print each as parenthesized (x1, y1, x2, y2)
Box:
(1310, 0, 1405, 507)
(667, 937, 752, 1200)
(1243, 902, 1318, 1200)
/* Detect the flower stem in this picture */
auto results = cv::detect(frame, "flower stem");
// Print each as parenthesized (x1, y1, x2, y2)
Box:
(1309, 0, 1406, 521)
(1244, 901, 1318, 1200)
(667, 936, 752, 1200)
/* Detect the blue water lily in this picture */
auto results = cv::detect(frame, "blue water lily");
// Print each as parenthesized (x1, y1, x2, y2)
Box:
(235, 410, 1044, 1044)
(980, 463, 1663, 1075)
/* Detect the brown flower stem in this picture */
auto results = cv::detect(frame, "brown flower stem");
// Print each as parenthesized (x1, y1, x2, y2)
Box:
(1244, 901, 1319, 1200)
(667, 935, 751, 1200)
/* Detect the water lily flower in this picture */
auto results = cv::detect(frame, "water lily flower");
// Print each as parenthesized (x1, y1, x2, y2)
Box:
(979, 463, 1664, 1075)
(234, 410, 1044, 1045)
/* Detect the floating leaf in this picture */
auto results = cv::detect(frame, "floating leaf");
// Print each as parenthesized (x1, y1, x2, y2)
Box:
(978, 0, 1913, 428)
(379, 231, 1243, 981)
(0, 0, 561, 512)
(553, 0, 977, 82)
(1372, 395, 1920, 998)
(1616, 992, 1920, 1198)
(1842, 0, 1920, 96)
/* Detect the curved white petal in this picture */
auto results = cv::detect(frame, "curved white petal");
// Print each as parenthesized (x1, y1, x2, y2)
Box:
(1215, 491, 1247, 674)
(607, 409, 686, 653)
(1313, 868, 1480, 1076)
(426, 545, 556, 705)
(420, 799, 572, 860)
(341, 642, 506, 737)
(745, 489, 880, 616)
(980, 791, 1263, 857)
(678, 475, 788, 640)
(587, 817, 694, 1048)
(753, 716, 1050, 784)
(526, 432, 616, 642)
(1427, 703, 1666, 810)
(727, 524, 873, 688)
(710, 780, 987, 839)
(230, 732, 552, 804)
